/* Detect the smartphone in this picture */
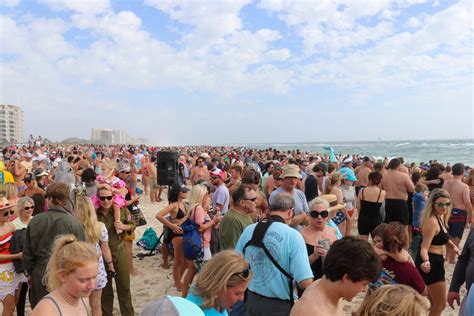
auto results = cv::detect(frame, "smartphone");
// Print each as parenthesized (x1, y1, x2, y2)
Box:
(318, 238, 331, 251)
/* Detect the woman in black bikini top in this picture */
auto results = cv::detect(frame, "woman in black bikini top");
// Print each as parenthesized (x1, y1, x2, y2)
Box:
(31, 235, 98, 316)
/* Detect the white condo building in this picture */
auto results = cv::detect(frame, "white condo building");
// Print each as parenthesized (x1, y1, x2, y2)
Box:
(91, 128, 133, 144)
(0, 104, 24, 144)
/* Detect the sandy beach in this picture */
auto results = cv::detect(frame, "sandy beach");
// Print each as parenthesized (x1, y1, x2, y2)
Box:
(125, 185, 466, 316)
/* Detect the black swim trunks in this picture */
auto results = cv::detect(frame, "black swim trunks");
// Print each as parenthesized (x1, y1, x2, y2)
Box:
(448, 208, 467, 239)
(384, 198, 409, 225)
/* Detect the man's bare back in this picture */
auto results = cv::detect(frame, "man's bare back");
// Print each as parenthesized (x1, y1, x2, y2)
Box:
(381, 170, 414, 200)
(357, 166, 372, 187)
(444, 179, 471, 211)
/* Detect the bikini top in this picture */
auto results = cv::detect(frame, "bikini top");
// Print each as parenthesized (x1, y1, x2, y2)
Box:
(173, 207, 186, 220)
(431, 216, 450, 246)
(42, 295, 90, 316)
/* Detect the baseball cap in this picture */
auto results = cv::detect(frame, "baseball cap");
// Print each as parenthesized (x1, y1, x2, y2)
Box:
(210, 168, 225, 180)
(140, 295, 204, 316)
(117, 159, 131, 173)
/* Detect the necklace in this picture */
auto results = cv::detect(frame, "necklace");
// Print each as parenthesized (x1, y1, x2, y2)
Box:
(58, 288, 79, 307)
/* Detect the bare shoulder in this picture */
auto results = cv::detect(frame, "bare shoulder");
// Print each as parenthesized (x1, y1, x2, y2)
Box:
(31, 298, 59, 316)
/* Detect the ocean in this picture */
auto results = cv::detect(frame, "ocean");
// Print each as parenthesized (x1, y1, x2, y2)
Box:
(234, 139, 474, 166)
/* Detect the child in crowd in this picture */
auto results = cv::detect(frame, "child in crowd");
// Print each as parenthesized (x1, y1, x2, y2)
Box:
(371, 223, 414, 265)
(412, 183, 429, 231)
(290, 237, 382, 316)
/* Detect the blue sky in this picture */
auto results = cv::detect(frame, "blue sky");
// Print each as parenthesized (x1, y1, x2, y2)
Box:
(0, 0, 472, 145)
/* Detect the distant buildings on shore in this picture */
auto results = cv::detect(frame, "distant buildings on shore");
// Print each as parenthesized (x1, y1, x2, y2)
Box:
(91, 128, 148, 145)
(0, 104, 24, 144)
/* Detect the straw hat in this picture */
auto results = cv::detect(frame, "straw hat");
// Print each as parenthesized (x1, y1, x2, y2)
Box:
(280, 164, 301, 179)
(0, 197, 16, 211)
(319, 194, 346, 212)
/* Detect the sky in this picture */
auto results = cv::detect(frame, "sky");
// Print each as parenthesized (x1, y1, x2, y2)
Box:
(0, 0, 472, 145)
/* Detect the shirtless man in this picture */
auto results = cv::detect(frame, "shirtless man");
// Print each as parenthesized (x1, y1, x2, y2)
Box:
(291, 237, 381, 316)
(398, 157, 410, 175)
(444, 163, 473, 263)
(189, 157, 209, 185)
(380, 158, 415, 229)
(355, 157, 373, 195)
(9, 155, 27, 193)
(440, 165, 454, 181)
(226, 165, 242, 194)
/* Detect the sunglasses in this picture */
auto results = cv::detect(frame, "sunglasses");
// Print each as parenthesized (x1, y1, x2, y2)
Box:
(243, 197, 257, 202)
(3, 210, 15, 217)
(123, 171, 131, 174)
(99, 196, 113, 201)
(24, 206, 34, 211)
(436, 202, 451, 208)
(309, 210, 329, 219)
(232, 266, 250, 278)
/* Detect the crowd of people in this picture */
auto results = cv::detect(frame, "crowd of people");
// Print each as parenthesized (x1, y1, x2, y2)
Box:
(0, 143, 473, 315)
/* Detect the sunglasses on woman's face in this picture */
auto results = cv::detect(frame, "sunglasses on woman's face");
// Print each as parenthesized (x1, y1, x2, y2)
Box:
(24, 206, 34, 211)
(99, 196, 113, 201)
(436, 202, 451, 208)
(309, 210, 329, 219)
(3, 210, 15, 217)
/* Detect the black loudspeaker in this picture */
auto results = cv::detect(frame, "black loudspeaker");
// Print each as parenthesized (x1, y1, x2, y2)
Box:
(156, 151, 179, 186)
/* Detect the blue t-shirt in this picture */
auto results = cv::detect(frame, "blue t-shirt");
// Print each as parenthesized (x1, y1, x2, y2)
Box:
(269, 188, 309, 231)
(186, 292, 228, 316)
(235, 221, 313, 300)
(412, 192, 426, 228)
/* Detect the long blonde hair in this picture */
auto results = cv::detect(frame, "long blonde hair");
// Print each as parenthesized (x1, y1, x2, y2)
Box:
(192, 250, 252, 309)
(188, 184, 207, 211)
(74, 195, 102, 244)
(419, 188, 452, 228)
(44, 235, 98, 291)
(356, 285, 429, 315)
(4, 183, 18, 201)
(324, 173, 342, 194)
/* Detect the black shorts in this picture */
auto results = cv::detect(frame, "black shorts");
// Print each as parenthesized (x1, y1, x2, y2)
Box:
(415, 252, 445, 285)
(448, 208, 467, 239)
(384, 199, 409, 225)
(358, 214, 383, 236)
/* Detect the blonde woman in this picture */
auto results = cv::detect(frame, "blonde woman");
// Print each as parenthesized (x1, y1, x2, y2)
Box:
(356, 285, 429, 316)
(4, 183, 19, 205)
(324, 173, 348, 234)
(74, 193, 115, 316)
(12, 196, 34, 229)
(415, 188, 460, 316)
(186, 250, 252, 315)
(31, 235, 98, 316)
(181, 184, 221, 298)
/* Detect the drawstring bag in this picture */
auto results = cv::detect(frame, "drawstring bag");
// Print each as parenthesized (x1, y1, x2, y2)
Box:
(137, 227, 159, 250)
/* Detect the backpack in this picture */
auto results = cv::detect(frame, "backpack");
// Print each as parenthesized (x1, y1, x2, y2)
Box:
(243, 217, 295, 306)
(137, 227, 159, 251)
(182, 207, 203, 260)
(9, 228, 26, 273)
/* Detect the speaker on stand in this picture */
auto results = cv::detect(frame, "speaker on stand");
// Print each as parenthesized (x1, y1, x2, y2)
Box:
(156, 151, 179, 187)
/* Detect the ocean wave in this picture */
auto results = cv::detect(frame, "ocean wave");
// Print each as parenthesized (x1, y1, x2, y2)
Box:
(394, 142, 410, 147)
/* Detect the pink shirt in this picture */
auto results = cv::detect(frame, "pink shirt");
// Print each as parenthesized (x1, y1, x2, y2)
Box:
(192, 205, 212, 248)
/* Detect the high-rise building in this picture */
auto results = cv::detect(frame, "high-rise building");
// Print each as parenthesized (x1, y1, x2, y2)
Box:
(91, 128, 132, 145)
(0, 104, 24, 144)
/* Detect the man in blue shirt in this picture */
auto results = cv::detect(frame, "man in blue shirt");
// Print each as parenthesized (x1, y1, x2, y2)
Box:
(236, 192, 313, 315)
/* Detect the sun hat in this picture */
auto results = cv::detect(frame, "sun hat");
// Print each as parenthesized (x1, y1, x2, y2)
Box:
(0, 197, 16, 210)
(280, 164, 302, 179)
(343, 157, 352, 164)
(339, 168, 357, 182)
(319, 194, 346, 212)
(210, 168, 225, 180)
(23, 173, 35, 182)
(116, 159, 131, 173)
(34, 168, 48, 177)
(140, 295, 204, 316)
(200, 153, 210, 159)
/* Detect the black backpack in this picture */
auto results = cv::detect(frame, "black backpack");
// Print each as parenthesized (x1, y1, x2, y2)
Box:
(242, 217, 295, 306)
(9, 228, 26, 273)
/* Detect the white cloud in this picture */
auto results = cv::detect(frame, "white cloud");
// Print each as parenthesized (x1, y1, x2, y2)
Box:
(1, 0, 20, 7)
(38, 0, 110, 14)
